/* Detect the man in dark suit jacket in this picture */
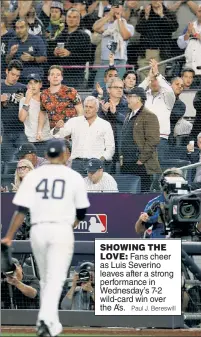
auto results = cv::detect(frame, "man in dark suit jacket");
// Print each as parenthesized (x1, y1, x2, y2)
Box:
(191, 90, 201, 143)
(120, 87, 161, 192)
(169, 77, 186, 146)
(186, 132, 201, 190)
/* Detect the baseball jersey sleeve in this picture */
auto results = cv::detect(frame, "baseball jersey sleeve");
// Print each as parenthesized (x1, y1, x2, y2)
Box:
(74, 174, 90, 209)
(12, 174, 34, 209)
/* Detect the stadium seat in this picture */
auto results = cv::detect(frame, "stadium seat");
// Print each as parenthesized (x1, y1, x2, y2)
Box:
(3, 161, 18, 174)
(1, 174, 15, 191)
(113, 174, 141, 193)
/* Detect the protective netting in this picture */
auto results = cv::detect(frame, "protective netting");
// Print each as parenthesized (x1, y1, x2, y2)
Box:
(1, 0, 201, 193)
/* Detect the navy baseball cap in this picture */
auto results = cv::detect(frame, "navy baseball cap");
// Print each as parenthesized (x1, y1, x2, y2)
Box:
(87, 158, 103, 173)
(27, 73, 42, 82)
(46, 139, 66, 158)
(124, 87, 147, 102)
(18, 143, 37, 158)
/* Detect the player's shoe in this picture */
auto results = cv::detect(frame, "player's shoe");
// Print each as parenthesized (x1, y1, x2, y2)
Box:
(37, 320, 52, 337)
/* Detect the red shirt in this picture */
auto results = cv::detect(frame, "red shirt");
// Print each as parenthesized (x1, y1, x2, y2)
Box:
(40, 85, 82, 128)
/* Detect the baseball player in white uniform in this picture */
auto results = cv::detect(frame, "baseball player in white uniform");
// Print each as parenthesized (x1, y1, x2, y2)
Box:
(1, 139, 90, 337)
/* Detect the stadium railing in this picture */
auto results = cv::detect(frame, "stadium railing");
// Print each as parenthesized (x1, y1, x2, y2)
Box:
(137, 54, 185, 73)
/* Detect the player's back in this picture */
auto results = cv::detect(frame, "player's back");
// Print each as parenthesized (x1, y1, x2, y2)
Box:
(13, 165, 89, 226)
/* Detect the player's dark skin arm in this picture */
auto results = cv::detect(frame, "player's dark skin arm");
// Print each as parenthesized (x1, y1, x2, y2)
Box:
(1, 207, 28, 246)
(73, 208, 88, 228)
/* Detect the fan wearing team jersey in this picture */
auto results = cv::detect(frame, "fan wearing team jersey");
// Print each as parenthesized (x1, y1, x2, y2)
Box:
(84, 158, 118, 193)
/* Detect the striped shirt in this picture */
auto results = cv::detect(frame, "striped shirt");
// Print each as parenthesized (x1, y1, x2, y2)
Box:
(84, 172, 118, 193)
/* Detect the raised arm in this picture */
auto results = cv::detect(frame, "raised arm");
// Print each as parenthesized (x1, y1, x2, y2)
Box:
(93, 9, 111, 33)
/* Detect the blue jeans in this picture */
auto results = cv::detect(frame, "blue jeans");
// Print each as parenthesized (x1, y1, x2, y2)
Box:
(95, 59, 126, 87)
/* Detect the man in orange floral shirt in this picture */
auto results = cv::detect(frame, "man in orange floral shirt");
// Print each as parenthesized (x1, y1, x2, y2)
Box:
(37, 65, 83, 140)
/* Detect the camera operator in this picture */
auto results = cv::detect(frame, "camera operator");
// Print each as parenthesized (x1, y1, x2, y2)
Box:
(135, 168, 186, 238)
(61, 262, 95, 310)
(1, 258, 40, 309)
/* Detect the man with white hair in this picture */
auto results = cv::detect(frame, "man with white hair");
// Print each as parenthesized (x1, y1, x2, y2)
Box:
(51, 96, 115, 176)
(177, 5, 201, 85)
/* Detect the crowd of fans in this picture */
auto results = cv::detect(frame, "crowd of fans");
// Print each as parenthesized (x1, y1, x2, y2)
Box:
(1, 0, 201, 313)
(1, 0, 201, 193)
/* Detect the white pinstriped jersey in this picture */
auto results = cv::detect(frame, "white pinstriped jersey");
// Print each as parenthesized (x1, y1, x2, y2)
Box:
(84, 172, 118, 193)
(13, 165, 90, 225)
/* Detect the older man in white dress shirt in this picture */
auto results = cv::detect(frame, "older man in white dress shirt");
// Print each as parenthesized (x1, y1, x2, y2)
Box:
(51, 96, 115, 176)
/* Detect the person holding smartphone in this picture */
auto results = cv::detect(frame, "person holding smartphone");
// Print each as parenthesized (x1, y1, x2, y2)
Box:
(1, 59, 27, 162)
(93, 2, 134, 86)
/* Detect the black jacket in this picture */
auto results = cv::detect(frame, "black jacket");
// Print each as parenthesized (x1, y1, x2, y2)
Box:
(169, 97, 186, 145)
(48, 28, 91, 67)
(186, 148, 201, 186)
(136, 5, 178, 59)
(191, 90, 201, 142)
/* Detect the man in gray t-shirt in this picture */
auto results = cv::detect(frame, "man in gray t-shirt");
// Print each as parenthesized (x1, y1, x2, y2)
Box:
(93, 3, 134, 85)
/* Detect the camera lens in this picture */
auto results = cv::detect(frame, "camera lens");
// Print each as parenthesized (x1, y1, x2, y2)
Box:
(180, 201, 199, 219)
(78, 270, 90, 282)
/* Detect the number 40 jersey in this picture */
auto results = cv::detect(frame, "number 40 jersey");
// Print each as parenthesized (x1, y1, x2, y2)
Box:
(13, 165, 90, 226)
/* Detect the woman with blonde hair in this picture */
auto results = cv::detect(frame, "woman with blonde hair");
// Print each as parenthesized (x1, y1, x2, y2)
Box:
(12, 159, 34, 192)
(13, 159, 34, 240)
